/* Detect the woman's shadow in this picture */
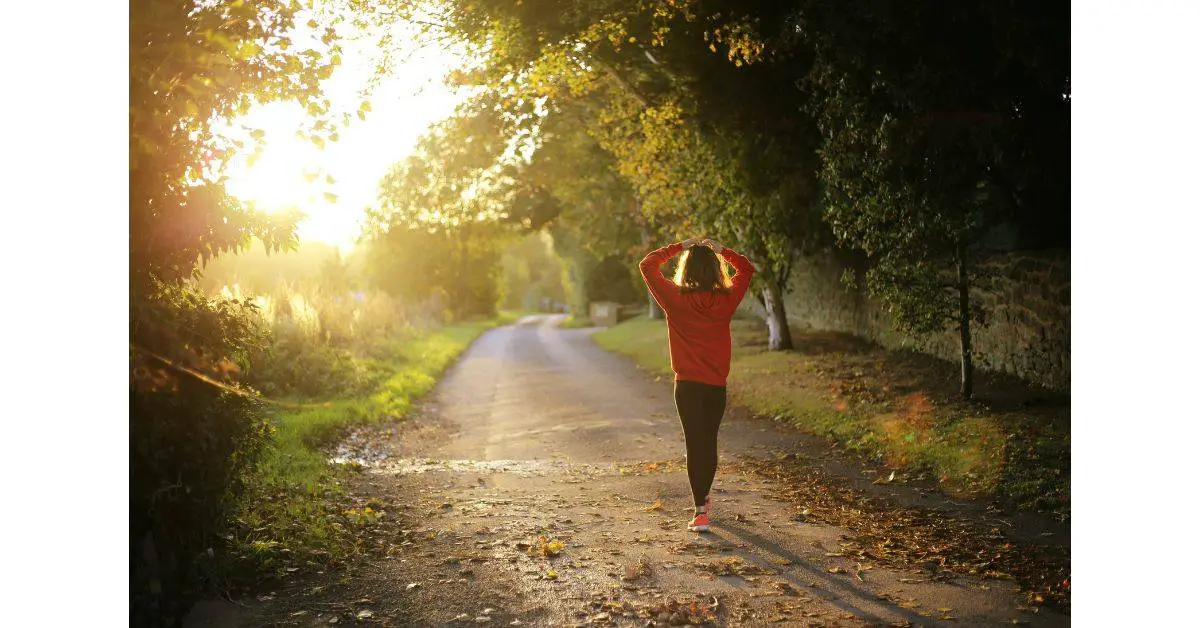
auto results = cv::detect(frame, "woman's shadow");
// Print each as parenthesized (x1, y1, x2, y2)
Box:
(698, 519, 938, 626)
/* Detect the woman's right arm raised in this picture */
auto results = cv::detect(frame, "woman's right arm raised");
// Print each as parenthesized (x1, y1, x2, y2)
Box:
(639, 241, 691, 312)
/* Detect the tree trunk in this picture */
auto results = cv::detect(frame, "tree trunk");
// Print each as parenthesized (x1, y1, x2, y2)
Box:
(761, 279, 794, 351)
(956, 242, 974, 399)
(457, 225, 471, 320)
(647, 291, 664, 319)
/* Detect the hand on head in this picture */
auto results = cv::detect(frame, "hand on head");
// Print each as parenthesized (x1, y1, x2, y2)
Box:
(681, 237, 724, 253)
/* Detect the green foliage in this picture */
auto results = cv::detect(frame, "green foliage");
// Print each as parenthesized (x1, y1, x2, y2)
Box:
(364, 106, 518, 320)
(554, 237, 601, 316)
(204, 275, 426, 400)
(423, 0, 828, 350)
(422, 0, 1067, 358)
(585, 255, 641, 304)
(786, 0, 1069, 393)
(363, 223, 504, 321)
(511, 109, 652, 316)
(318, 251, 358, 293)
(801, 1, 1067, 285)
(518, 108, 645, 256)
(131, 385, 271, 625)
(499, 231, 566, 311)
(130, 0, 344, 621)
(130, 281, 271, 626)
(247, 333, 372, 399)
(130, 0, 340, 285)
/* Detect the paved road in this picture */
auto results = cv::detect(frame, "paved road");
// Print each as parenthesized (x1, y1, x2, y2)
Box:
(232, 315, 1068, 627)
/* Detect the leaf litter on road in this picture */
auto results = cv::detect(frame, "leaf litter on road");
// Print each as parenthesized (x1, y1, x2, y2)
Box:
(731, 453, 1071, 611)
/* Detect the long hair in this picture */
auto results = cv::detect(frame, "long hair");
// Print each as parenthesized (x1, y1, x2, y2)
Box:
(673, 245, 732, 293)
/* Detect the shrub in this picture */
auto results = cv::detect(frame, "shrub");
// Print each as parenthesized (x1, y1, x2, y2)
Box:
(245, 331, 369, 399)
(130, 385, 269, 625)
(225, 282, 433, 398)
(130, 281, 272, 626)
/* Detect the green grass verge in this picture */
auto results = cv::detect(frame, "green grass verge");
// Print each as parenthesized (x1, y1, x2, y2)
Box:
(257, 319, 498, 489)
(226, 315, 518, 584)
(593, 315, 1069, 516)
(591, 314, 671, 371)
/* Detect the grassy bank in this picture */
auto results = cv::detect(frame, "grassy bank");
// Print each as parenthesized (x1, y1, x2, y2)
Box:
(258, 319, 506, 489)
(224, 313, 526, 585)
(593, 315, 1070, 518)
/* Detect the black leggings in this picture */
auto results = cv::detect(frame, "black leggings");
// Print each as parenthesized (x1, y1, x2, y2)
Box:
(673, 380, 728, 508)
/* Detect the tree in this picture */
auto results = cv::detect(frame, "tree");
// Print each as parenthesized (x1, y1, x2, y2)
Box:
(586, 84, 820, 349)
(364, 221, 507, 319)
(790, 0, 1070, 397)
(594, 8, 825, 350)
(130, 0, 340, 621)
(506, 105, 652, 317)
(499, 231, 566, 311)
(586, 255, 642, 304)
(426, 0, 827, 349)
(131, 0, 340, 286)
(364, 103, 516, 319)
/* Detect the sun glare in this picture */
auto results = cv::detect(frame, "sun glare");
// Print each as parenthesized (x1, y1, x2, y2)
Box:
(220, 16, 469, 251)
(223, 105, 317, 210)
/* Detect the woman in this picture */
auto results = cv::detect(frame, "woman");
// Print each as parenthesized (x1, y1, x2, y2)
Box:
(639, 237, 755, 532)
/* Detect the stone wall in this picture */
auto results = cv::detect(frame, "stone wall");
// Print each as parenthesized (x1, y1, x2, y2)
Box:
(777, 249, 1071, 391)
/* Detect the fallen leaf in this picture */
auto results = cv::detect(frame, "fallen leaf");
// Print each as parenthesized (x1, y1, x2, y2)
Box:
(772, 581, 799, 596)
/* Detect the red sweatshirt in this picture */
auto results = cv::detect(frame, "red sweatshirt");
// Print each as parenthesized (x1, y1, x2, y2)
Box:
(639, 242, 756, 387)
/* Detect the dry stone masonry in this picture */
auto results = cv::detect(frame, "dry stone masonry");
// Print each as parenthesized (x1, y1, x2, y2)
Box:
(776, 250, 1070, 391)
